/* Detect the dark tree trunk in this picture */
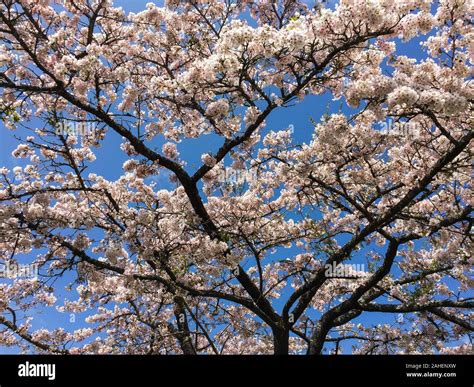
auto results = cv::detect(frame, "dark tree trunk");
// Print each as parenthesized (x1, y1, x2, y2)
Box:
(273, 328, 289, 355)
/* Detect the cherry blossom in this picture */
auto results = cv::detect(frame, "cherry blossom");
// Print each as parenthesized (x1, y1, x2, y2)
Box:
(0, 0, 472, 355)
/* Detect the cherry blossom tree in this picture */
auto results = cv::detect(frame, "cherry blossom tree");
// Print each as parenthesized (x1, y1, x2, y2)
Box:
(0, 0, 472, 355)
